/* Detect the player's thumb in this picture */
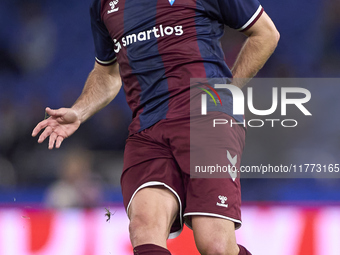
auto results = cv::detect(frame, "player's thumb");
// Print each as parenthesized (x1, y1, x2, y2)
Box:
(45, 107, 65, 117)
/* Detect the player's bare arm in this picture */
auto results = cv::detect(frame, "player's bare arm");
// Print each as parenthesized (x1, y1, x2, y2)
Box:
(32, 62, 122, 149)
(232, 11, 280, 88)
(72, 62, 121, 123)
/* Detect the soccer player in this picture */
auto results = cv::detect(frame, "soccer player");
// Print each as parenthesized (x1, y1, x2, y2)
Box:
(32, 0, 279, 254)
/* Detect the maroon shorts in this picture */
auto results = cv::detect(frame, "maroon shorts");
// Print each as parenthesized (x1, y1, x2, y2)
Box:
(121, 113, 246, 238)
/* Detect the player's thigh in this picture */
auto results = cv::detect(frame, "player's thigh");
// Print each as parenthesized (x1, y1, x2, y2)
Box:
(192, 216, 239, 255)
(128, 186, 179, 246)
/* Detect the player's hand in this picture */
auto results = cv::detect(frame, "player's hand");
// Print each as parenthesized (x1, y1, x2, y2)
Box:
(32, 107, 81, 149)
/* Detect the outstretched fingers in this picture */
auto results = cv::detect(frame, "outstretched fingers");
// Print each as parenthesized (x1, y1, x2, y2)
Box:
(32, 107, 79, 149)
(47, 131, 65, 149)
(32, 119, 49, 138)
(48, 131, 58, 149)
(31, 107, 60, 138)
(55, 136, 64, 149)
(37, 125, 53, 144)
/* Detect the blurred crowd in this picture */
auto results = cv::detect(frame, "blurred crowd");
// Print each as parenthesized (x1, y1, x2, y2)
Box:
(0, 0, 340, 205)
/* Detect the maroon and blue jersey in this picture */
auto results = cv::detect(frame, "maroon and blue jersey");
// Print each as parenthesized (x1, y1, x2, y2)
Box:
(90, 0, 263, 134)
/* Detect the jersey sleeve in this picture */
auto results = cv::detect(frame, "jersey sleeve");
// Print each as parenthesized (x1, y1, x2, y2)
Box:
(90, 0, 117, 65)
(200, 0, 264, 32)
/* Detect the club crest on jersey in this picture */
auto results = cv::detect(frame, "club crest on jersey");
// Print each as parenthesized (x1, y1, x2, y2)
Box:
(168, 0, 175, 5)
(108, 0, 119, 14)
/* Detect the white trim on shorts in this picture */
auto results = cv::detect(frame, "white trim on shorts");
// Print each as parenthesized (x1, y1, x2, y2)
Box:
(126, 181, 183, 239)
(183, 212, 242, 230)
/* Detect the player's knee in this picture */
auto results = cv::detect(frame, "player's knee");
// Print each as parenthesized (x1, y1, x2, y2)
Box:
(129, 213, 154, 237)
(196, 239, 239, 255)
(129, 213, 167, 245)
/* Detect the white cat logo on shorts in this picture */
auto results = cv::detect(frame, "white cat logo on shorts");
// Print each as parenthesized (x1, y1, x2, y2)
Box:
(217, 195, 228, 208)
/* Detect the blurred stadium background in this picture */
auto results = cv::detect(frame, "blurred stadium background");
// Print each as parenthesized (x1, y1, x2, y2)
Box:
(0, 0, 340, 254)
